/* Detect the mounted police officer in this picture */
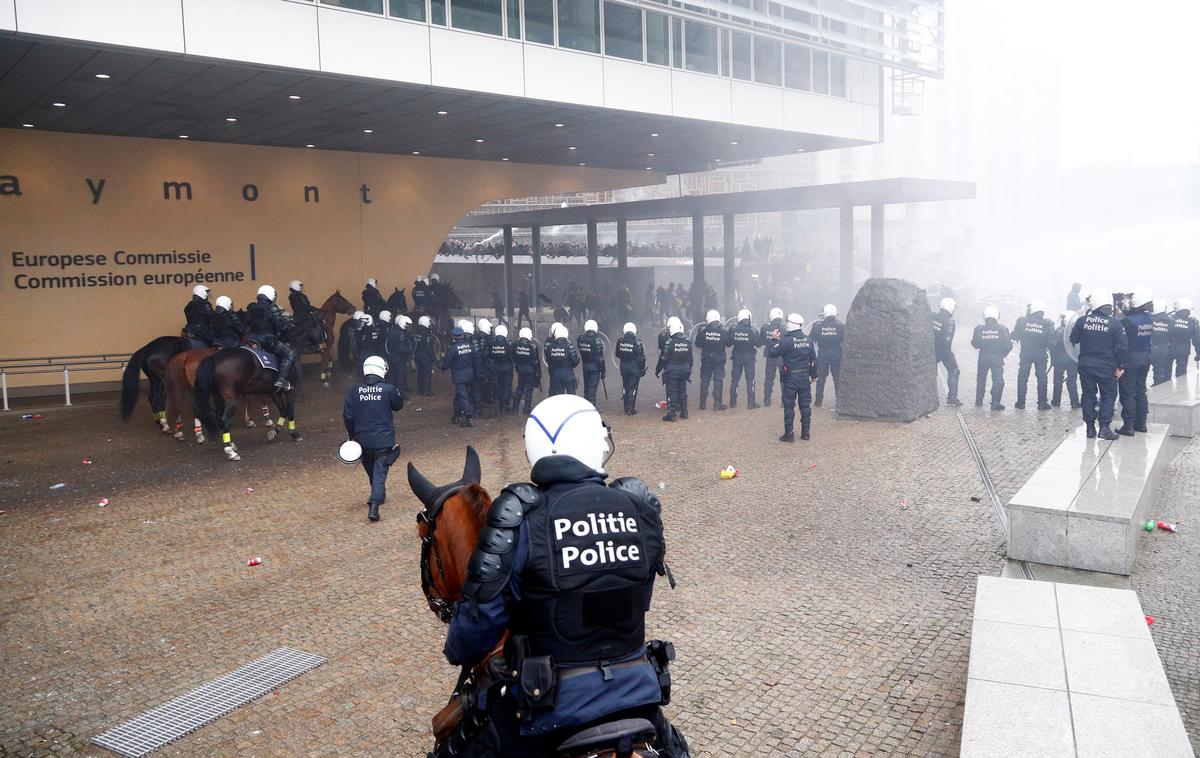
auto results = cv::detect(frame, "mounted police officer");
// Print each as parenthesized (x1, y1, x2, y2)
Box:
(490, 324, 514, 413)
(971, 306, 1012, 410)
(696, 310, 729, 411)
(1050, 311, 1080, 409)
(288, 280, 321, 319)
(211, 295, 245, 349)
(767, 313, 816, 442)
(384, 312, 414, 399)
(245, 284, 297, 392)
(441, 323, 476, 427)
(811, 304, 844, 408)
(440, 394, 688, 758)
(576, 319, 606, 405)
(932, 298, 962, 407)
(656, 320, 692, 422)
(1167, 298, 1199, 376)
(343, 355, 403, 522)
(615, 322, 647, 415)
(413, 315, 438, 396)
(1070, 289, 1127, 440)
(760, 307, 785, 406)
(362, 277, 386, 319)
(728, 309, 760, 409)
(1012, 300, 1055, 411)
(183, 285, 215, 349)
(411, 276, 432, 315)
(1151, 301, 1173, 385)
(1117, 287, 1155, 436)
(512, 326, 542, 414)
(545, 323, 580, 397)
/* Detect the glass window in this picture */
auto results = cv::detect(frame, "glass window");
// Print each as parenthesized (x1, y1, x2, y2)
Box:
(730, 31, 751, 80)
(389, 0, 425, 21)
(525, 0, 553, 43)
(831, 54, 846, 96)
(506, 0, 520, 37)
(558, 0, 600, 52)
(604, 2, 642, 61)
(646, 11, 669, 65)
(671, 17, 682, 68)
(784, 43, 810, 90)
(813, 50, 829, 93)
(684, 20, 718, 74)
(753, 36, 780, 85)
(322, 0, 383, 11)
(431, 0, 446, 23)
(451, 0, 502, 34)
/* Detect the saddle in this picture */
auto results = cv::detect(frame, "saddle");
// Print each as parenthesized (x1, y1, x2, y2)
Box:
(239, 345, 279, 372)
(556, 718, 656, 758)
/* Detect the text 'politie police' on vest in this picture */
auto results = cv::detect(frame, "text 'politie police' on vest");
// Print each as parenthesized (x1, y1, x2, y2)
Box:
(553, 510, 643, 572)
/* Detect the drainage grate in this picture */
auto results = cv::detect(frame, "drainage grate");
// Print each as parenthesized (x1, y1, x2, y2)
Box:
(92, 647, 325, 757)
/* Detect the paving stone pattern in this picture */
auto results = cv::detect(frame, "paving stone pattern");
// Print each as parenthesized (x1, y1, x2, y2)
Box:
(0, 351, 1195, 757)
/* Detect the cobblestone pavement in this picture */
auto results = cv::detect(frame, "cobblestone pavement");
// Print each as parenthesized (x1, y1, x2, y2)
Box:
(1, 350, 1196, 756)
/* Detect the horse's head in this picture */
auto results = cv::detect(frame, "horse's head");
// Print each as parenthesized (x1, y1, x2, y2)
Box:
(321, 289, 357, 316)
(407, 446, 489, 623)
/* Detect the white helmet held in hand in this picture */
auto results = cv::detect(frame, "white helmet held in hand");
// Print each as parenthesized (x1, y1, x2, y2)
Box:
(362, 355, 388, 378)
(398, 315, 412, 329)
(668, 321, 684, 337)
(215, 295, 232, 310)
(940, 298, 956, 314)
(552, 323, 569, 340)
(338, 439, 363, 466)
(1028, 300, 1046, 315)
(519, 327, 533, 340)
(769, 307, 784, 321)
(1175, 297, 1193, 311)
(787, 313, 805, 332)
(257, 284, 276, 301)
(584, 319, 598, 333)
(525, 395, 612, 472)
(1087, 289, 1112, 310)
(822, 304, 837, 319)
(706, 310, 721, 324)
(738, 308, 751, 322)
(379, 310, 393, 323)
(192, 285, 209, 299)
(623, 322, 637, 335)
(418, 315, 432, 327)
(478, 318, 492, 335)
(495, 324, 508, 338)
(290, 280, 303, 292)
(1128, 286, 1153, 310)
(983, 306, 1000, 320)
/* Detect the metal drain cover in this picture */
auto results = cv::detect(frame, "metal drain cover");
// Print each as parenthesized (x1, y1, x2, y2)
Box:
(92, 646, 325, 757)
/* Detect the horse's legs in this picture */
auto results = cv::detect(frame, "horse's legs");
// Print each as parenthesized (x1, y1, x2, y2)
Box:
(150, 374, 170, 432)
(284, 392, 301, 441)
(219, 392, 241, 461)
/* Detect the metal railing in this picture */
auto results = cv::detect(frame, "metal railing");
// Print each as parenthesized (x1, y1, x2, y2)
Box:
(0, 354, 130, 411)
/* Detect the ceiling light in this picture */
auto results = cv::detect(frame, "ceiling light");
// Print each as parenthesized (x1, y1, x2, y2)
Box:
(411, 151, 421, 155)
(568, 146, 576, 150)
(650, 133, 659, 137)
(796, 147, 806, 152)
(555, 123, 564, 127)
(94, 73, 110, 79)
(475, 138, 485, 143)
(645, 167, 653, 170)
(52, 102, 66, 107)
(501, 157, 510, 161)
(437, 110, 448, 115)
(578, 162, 586, 166)
(178, 135, 189, 139)
(730, 140, 738, 145)
(714, 158, 722, 162)
(289, 94, 302, 100)
(363, 129, 373, 133)
(647, 153, 655, 157)
(22, 123, 34, 128)
(225, 117, 237, 122)
(306, 144, 315, 148)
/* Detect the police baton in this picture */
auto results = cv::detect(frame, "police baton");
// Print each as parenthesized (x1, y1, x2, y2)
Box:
(601, 372, 609, 400)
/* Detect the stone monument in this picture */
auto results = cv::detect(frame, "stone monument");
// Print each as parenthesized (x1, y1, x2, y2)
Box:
(836, 278, 938, 421)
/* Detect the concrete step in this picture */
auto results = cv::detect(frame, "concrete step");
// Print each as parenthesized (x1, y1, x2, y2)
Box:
(1148, 371, 1200, 437)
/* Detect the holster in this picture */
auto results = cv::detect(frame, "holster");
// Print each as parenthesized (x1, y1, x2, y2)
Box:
(505, 635, 557, 717)
(647, 639, 676, 705)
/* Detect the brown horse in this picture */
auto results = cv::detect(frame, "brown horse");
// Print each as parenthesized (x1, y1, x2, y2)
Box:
(406, 448, 660, 758)
(120, 335, 192, 430)
(315, 290, 356, 388)
(164, 349, 272, 443)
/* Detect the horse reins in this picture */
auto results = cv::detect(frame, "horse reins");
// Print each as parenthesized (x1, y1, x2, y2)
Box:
(417, 482, 467, 623)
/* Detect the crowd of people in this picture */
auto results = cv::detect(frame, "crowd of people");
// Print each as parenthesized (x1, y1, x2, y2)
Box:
(437, 237, 773, 261)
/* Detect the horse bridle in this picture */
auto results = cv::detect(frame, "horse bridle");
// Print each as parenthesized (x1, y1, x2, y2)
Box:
(416, 482, 467, 623)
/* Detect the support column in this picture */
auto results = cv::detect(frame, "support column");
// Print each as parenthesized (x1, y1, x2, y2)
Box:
(840, 205, 854, 303)
(870, 202, 884, 278)
(692, 213, 705, 323)
(722, 212, 736, 317)
(586, 219, 599, 291)
(616, 219, 628, 283)
(532, 225, 543, 328)
(502, 225, 514, 319)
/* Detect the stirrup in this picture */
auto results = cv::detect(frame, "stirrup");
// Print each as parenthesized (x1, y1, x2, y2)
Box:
(274, 379, 293, 392)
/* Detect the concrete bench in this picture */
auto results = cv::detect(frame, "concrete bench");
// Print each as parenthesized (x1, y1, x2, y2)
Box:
(1149, 371, 1200, 437)
(962, 576, 1194, 758)
(1007, 423, 1169, 575)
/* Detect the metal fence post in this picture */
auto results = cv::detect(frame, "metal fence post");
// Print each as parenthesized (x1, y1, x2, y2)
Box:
(1, 369, 8, 412)
(63, 366, 72, 406)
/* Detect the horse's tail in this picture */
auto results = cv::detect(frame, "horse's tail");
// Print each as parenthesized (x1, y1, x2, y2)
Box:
(193, 354, 223, 439)
(119, 343, 149, 420)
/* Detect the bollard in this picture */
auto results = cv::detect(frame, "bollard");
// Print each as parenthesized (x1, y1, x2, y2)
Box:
(1, 369, 7, 412)
(63, 366, 72, 406)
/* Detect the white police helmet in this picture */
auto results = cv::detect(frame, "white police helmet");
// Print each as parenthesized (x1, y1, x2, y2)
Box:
(1028, 300, 1046, 315)
(552, 323, 569, 340)
(623, 322, 637, 335)
(495, 324, 508, 338)
(525, 394, 612, 472)
(215, 295, 232, 310)
(822, 304, 837, 319)
(478, 318, 492, 335)
(362, 355, 387, 378)
(192, 285, 209, 299)
(360, 313, 374, 327)
(940, 297, 956, 314)
(353, 310, 365, 321)
(787, 313, 805, 332)
(1175, 297, 1194, 311)
(668, 321, 684, 337)
(257, 284, 276, 301)
(338, 439, 362, 466)
(461, 320, 475, 335)
(289, 280, 303, 292)
(706, 309, 721, 324)
(550, 321, 563, 337)
(430, 273, 440, 282)
(398, 315, 412, 329)
(983, 306, 1000, 320)
(738, 308, 752, 322)
(366, 277, 378, 288)
(769, 307, 784, 321)
(666, 316, 683, 332)
(379, 310, 393, 323)
(1129, 287, 1154, 310)
(418, 315, 432, 327)
(1087, 289, 1112, 310)
(519, 327, 533, 340)
(584, 319, 598, 333)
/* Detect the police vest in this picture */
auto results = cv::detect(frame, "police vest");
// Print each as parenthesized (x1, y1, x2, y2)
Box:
(699, 327, 726, 359)
(578, 335, 603, 364)
(245, 301, 275, 335)
(490, 338, 512, 365)
(1020, 319, 1050, 353)
(816, 322, 843, 350)
(665, 338, 691, 368)
(730, 325, 756, 355)
(1152, 316, 1171, 348)
(1125, 313, 1153, 353)
(514, 340, 537, 369)
(512, 483, 665, 664)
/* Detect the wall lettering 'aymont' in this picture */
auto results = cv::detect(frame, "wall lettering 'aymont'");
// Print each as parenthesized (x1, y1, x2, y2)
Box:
(0, 175, 369, 205)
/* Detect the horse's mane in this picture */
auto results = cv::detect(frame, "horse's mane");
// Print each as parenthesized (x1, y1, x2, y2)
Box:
(457, 482, 493, 521)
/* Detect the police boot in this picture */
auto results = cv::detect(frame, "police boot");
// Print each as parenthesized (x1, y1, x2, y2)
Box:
(368, 502, 380, 522)
(662, 410, 676, 422)
(679, 403, 689, 420)
(461, 416, 474, 428)
(747, 389, 759, 410)
(947, 397, 964, 407)
(729, 389, 737, 408)
(779, 429, 795, 443)
(713, 383, 726, 411)
(1098, 424, 1119, 441)
(1135, 424, 1148, 433)
(800, 423, 811, 441)
(698, 387, 707, 410)
(274, 359, 295, 392)
(1115, 424, 1135, 437)
(1038, 402, 1052, 411)
(1014, 400, 1026, 410)
(991, 403, 1005, 411)
(1086, 422, 1097, 439)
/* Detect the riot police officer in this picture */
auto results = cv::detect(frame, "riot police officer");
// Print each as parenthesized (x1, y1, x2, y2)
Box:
(288, 280, 321, 319)
(811, 304, 844, 408)
(696, 310, 729, 411)
(413, 315, 438, 396)
(760, 307, 785, 406)
(245, 284, 297, 392)
(437, 394, 687, 758)
(766, 313, 816, 442)
(471, 319, 494, 416)
(545, 322, 580, 396)
(1012, 300, 1055, 410)
(183, 285, 215, 349)
(1151, 301, 1173, 385)
(656, 320, 692, 422)
(615, 322, 647, 415)
(490, 324, 514, 413)
(342, 355, 404, 522)
(1167, 298, 1199, 376)
(361, 277, 386, 319)
(971, 306, 1012, 410)
(440, 325, 475, 427)
(511, 326, 542, 414)
(211, 295, 244, 349)
(1050, 311, 1080, 409)
(727, 309, 760, 409)
(1118, 287, 1155, 436)
(657, 316, 683, 412)
(933, 298, 962, 407)
(384, 313, 414, 399)
(1070, 289, 1127, 440)
(577, 319, 606, 405)
(356, 313, 386, 365)
(411, 276, 432, 315)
